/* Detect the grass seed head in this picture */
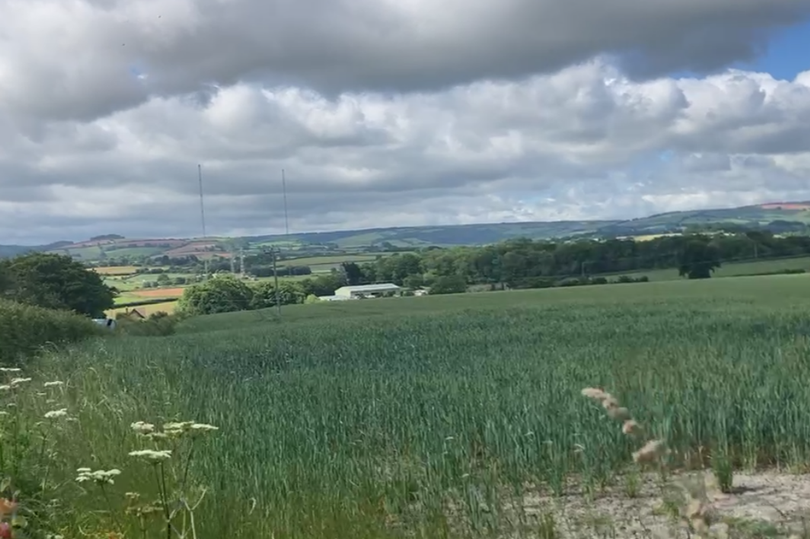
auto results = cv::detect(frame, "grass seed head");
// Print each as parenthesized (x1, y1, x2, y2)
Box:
(581, 387, 609, 401)
(632, 439, 667, 464)
(622, 419, 642, 436)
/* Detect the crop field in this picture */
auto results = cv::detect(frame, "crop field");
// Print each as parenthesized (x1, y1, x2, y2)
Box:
(106, 299, 178, 317)
(93, 265, 139, 275)
(131, 286, 185, 298)
(25, 274, 810, 538)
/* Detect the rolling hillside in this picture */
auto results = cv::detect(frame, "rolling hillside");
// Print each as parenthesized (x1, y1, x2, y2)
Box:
(2, 201, 810, 261)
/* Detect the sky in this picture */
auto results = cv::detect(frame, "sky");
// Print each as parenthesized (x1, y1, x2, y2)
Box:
(3, 1, 810, 244)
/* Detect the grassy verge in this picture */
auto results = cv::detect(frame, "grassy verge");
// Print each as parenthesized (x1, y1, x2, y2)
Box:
(0, 299, 101, 364)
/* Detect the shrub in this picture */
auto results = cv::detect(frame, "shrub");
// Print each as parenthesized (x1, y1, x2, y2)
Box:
(115, 312, 185, 336)
(0, 299, 101, 364)
(429, 275, 467, 295)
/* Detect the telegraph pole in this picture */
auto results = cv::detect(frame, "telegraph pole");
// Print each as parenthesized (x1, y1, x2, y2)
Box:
(198, 164, 209, 280)
(272, 248, 281, 317)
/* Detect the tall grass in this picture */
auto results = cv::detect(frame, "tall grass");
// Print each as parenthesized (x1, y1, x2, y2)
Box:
(19, 276, 810, 537)
(0, 299, 101, 364)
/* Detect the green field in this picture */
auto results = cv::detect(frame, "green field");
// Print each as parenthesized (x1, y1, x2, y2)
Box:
(620, 255, 810, 282)
(16, 274, 810, 537)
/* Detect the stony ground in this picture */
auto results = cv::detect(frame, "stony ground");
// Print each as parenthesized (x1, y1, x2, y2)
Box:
(512, 470, 810, 538)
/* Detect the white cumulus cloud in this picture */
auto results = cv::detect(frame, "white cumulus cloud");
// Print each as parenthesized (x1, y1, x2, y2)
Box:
(2, 0, 810, 243)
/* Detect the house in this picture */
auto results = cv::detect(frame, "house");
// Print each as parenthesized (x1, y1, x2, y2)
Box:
(118, 308, 147, 321)
(333, 283, 401, 299)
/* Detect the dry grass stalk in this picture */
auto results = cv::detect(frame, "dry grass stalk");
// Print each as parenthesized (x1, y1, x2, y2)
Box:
(581, 386, 719, 537)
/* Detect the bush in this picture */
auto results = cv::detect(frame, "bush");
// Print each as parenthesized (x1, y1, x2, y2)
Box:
(177, 275, 254, 316)
(0, 299, 101, 363)
(429, 275, 467, 295)
(115, 312, 185, 336)
(513, 277, 554, 289)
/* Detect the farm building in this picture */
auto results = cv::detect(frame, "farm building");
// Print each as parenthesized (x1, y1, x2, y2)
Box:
(334, 283, 401, 299)
(317, 294, 352, 302)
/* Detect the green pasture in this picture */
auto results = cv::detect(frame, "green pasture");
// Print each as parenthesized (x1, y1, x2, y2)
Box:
(618, 255, 810, 282)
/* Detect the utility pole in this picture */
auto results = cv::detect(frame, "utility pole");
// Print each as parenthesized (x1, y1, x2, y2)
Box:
(197, 164, 209, 280)
(239, 247, 245, 279)
(272, 248, 281, 317)
(282, 168, 289, 238)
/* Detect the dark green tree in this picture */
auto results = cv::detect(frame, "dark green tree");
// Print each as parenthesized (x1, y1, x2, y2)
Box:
(341, 262, 364, 285)
(0, 253, 116, 317)
(430, 275, 467, 295)
(177, 275, 254, 316)
(678, 240, 721, 279)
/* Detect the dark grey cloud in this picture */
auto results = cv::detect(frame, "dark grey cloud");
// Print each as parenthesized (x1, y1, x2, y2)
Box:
(3, 0, 810, 122)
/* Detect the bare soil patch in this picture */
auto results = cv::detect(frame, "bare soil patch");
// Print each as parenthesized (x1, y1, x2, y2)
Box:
(132, 287, 185, 298)
(509, 471, 810, 538)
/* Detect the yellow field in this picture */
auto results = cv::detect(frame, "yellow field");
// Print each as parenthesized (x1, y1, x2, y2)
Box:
(629, 233, 682, 242)
(94, 265, 139, 275)
(106, 300, 178, 318)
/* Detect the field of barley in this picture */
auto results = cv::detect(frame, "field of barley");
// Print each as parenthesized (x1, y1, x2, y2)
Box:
(20, 274, 810, 538)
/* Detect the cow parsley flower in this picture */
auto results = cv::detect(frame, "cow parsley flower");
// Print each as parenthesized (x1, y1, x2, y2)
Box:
(43, 381, 64, 388)
(128, 449, 172, 462)
(76, 468, 121, 485)
(130, 421, 155, 434)
(44, 408, 68, 419)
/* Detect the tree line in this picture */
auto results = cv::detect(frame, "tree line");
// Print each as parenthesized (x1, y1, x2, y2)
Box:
(339, 230, 810, 288)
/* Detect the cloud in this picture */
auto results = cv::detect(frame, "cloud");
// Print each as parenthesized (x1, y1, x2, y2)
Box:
(3, 1, 810, 243)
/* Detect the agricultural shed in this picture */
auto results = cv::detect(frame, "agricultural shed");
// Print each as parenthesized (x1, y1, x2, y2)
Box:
(334, 283, 401, 299)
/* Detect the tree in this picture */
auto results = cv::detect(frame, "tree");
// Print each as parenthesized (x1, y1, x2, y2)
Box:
(678, 240, 721, 279)
(430, 275, 468, 295)
(0, 253, 116, 317)
(341, 262, 364, 285)
(176, 275, 254, 316)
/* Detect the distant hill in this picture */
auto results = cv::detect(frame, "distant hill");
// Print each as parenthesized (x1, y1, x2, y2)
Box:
(2, 201, 809, 261)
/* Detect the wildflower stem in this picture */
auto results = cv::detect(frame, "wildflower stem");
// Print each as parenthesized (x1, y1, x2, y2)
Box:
(100, 484, 123, 532)
(157, 462, 172, 539)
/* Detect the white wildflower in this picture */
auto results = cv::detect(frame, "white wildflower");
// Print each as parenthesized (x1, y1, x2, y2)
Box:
(128, 449, 172, 462)
(76, 468, 121, 485)
(10, 377, 32, 387)
(43, 381, 64, 388)
(44, 408, 68, 419)
(130, 421, 155, 434)
(0, 368, 22, 373)
(0, 385, 9, 391)
(190, 423, 218, 432)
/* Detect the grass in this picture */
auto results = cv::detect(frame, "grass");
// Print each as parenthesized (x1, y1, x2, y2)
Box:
(614, 255, 810, 282)
(15, 274, 810, 537)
